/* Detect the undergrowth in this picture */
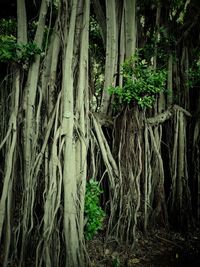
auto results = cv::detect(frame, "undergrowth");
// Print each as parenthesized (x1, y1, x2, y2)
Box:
(84, 179, 105, 240)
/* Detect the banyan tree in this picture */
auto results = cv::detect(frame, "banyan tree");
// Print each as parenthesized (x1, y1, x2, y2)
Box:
(0, 0, 200, 266)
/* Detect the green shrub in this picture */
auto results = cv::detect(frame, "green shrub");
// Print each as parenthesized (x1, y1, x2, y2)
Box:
(0, 35, 17, 62)
(109, 54, 167, 108)
(84, 179, 105, 240)
(0, 19, 42, 65)
(0, 35, 42, 64)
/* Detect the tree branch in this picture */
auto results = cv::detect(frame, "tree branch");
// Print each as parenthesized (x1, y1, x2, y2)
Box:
(146, 105, 191, 125)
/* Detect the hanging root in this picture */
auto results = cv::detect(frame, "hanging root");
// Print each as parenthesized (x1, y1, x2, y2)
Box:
(92, 108, 143, 245)
(113, 108, 143, 245)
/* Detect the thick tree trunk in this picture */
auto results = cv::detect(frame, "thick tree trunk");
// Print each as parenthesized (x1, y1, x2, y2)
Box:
(124, 0, 136, 58)
(61, 1, 90, 266)
(100, 0, 118, 114)
(61, 1, 80, 266)
(20, 1, 48, 264)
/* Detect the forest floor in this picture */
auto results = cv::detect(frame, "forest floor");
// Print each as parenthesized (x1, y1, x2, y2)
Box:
(87, 227, 200, 267)
(1, 227, 199, 266)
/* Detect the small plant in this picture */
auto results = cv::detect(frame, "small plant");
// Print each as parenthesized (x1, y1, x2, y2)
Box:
(84, 179, 105, 240)
(112, 257, 120, 267)
(109, 54, 167, 108)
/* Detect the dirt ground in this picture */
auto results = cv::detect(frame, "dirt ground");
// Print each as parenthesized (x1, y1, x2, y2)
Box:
(87, 228, 200, 267)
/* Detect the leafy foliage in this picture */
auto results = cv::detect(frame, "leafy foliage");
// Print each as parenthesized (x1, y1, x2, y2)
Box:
(84, 179, 105, 240)
(170, 0, 190, 23)
(0, 18, 17, 36)
(109, 54, 167, 108)
(16, 42, 42, 63)
(0, 18, 42, 65)
(188, 53, 200, 88)
(0, 35, 17, 62)
(0, 35, 42, 65)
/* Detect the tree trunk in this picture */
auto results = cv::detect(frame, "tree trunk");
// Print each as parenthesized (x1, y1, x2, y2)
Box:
(100, 0, 118, 114)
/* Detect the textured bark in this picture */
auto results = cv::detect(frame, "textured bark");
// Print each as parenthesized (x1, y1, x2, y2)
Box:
(62, 1, 80, 266)
(124, 0, 136, 58)
(1, 1, 90, 266)
(75, 0, 90, 238)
